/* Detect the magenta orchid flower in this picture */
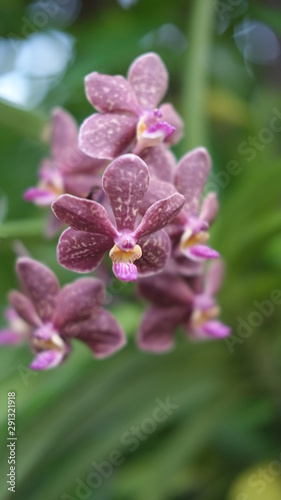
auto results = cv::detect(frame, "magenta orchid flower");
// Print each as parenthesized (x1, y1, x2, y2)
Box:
(0, 257, 126, 370)
(140, 147, 220, 275)
(79, 52, 183, 160)
(52, 154, 185, 282)
(137, 260, 230, 352)
(24, 108, 106, 235)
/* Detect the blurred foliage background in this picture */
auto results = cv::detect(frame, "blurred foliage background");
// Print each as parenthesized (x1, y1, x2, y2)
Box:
(0, 0, 281, 499)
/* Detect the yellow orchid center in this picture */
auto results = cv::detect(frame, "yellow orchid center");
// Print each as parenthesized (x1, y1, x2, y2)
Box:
(109, 244, 142, 264)
(190, 306, 220, 329)
(180, 227, 209, 250)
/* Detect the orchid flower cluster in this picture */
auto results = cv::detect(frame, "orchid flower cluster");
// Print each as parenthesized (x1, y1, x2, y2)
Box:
(0, 52, 231, 370)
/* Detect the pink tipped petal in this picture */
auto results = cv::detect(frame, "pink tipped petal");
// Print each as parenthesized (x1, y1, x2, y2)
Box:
(136, 230, 170, 276)
(103, 154, 149, 232)
(134, 193, 185, 240)
(187, 245, 220, 261)
(205, 260, 225, 297)
(0, 330, 24, 345)
(57, 228, 111, 273)
(24, 187, 57, 206)
(52, 194, 118, 238)
(85, 72, 141, 115)
(128, 52, 168, 109)
(30, 349, 65, 371)
(53, 278, 105, 330)
(8, 290, 41, 327)
(140, 145, 176, 183)
(199, 192, 219, 224)
(79, 113, 137, 160)
(138, 273, 194, 308)
(137, 306, 185, 353)
(16, 257, 60, 322)
(73, 310, 126, 358)
(201, 320, 231, 339)
(51, 108, 79, 164)
(159, 103, 184, 145)
(112, 262, 138, 282)
(174, 148, 211, 216)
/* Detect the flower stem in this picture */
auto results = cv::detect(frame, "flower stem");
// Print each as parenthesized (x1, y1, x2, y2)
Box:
(0, 100, 49, 143)
(0, 218, 44, 239)
(182, 0, 216, 150)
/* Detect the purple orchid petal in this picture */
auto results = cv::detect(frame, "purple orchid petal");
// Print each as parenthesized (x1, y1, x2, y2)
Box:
(135, 121, 175, 151)
(71, 310, 126, 358)
(103, 154, 150, 232)
(8, 290, 41, 327)
(57, 228, 112, 273)
(45, 212, 64, 239)
(140, 145, 176, 182)
(199, 192, 219, 225)
(201, 320, 231, 339)
(186, 245, 220, 261)
(174, 148, 211, 216)
(52, 194, 118, 238)
(112, 262, 138, 282)
(51, 107, 79, 165)
(140, 178, 187, 227)
(205, 260, 225, 297)
(24, 187, 57, 206)
(169, 256, 204, 277)
(128, 52, 168, 109)
(136, 230, 171, 276)
(137, 306, 186, 353)
(53, 278, 105, 330)
(193, 293, 216, 311)
(63, 173, 102, 199)
(30, 349, 65, 371)
(0, 329, 24, 345)
(138, 273, 194, 308)
(85, 72, 141, 115)
(159, 103, 184, 145)
(16, 257, 60, 322)
(134, 193, 185, 240)
(79, 113, 137, 160)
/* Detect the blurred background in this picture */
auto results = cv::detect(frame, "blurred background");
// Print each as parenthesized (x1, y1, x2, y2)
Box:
(0, 0, 281, 499)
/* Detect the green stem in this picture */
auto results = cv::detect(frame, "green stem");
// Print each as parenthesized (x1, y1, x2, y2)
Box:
(0, 218, 44, 239)
(182, 0, 216, 150)
(0, 100, 49, 143)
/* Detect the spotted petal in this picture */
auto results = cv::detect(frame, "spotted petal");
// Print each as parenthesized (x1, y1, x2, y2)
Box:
(53, 278, 105, 330)
(174, 148, 211, 216)
(52, 194, 118, 238)
(205, 260, 225, 297)
(51, 108, 78, 165)
(79, 113, 137, 160)
(137, 306, 186, 353)
(138, 273, 194, 308)
(136, 230, 170, 276)
(134, 193, 185, 240)
(199, 192, 219, 224)
(128, 52, 168, 109)
(140, 145, 176, 182)
(57, 228, 112, 273)
(16, 258, 59, 322)
(85, 72, 141, 115)
(8, 290, 41, 327)
(103, 154, 149, 232)
(69, 310, 126, 358)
